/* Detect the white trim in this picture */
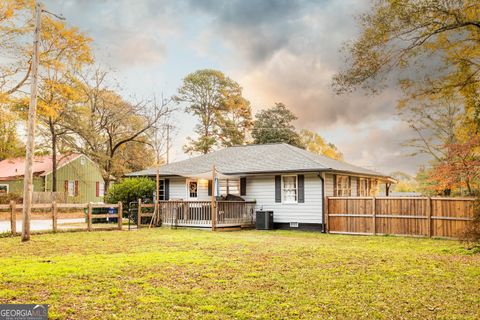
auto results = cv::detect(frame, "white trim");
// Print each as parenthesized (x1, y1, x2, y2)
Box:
(186, 179, 198, 200)
(0, 184, 9, 194)
(281, 174, 298, 204)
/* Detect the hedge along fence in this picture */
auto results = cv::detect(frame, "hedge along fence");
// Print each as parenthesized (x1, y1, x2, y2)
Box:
(326, 197, 476, 239)
(0, 201, 123, 236)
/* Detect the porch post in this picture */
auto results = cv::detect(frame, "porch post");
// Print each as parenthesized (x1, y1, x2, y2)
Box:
(211, 164, 216, 231)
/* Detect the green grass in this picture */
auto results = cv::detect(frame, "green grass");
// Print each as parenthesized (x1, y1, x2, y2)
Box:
(0, 229, 479, 319)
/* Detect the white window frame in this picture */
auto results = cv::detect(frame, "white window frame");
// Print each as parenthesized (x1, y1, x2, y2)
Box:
(0, 184, 9, 194)
(358, 178, 370, 196)
(98, 181, 105, 197)
(282, 175, 298, 204)
(336, 175, 350, 196)
(186, 179, 198, 200)
(67, 180, 75, 197)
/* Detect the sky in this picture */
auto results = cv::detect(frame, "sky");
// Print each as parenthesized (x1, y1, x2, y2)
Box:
(44, 0, 431, 176)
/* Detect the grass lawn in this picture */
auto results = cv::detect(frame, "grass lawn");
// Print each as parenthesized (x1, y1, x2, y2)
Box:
(0, 229, 479, 319)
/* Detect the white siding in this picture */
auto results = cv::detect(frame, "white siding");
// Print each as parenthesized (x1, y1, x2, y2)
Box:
(243, 174, 323, 224)
(167, 177, 210, 200)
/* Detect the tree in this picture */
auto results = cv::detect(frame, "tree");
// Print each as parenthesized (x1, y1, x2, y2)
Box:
(64, 69, 171, 190)
(105, 177, 155, 209)
(175, 69, 252, 154)
(300, 129, 343, 160)
(35, 15, 93, 191)
(429, 137, 480, 196)
(333, 0, 480, 104)
(0, 109, 25, 160)
(400, 96, 463, 161)
(252, 103, 302, 147)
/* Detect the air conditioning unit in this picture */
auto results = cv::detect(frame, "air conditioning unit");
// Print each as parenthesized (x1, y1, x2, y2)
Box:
(256, 211, 274, 230)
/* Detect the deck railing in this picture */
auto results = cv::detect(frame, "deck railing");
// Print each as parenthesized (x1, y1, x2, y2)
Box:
(136, 200, 256, 228)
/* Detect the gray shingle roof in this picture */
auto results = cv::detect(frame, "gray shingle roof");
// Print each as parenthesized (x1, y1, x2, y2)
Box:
(126, 143, 390, 178)
(126, 143, 388, 178)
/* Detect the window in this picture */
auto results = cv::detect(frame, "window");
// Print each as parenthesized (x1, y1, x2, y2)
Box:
(335, 175, 350, 196)
(0, 184, 8, 194)
(98, 182, 105, 197)
(219, 179, 240, 196)
(358, 178, 370, 196)
(187, 180, 198, 199)
(65, 180, 78, 197)
(282, 175, 297, 203)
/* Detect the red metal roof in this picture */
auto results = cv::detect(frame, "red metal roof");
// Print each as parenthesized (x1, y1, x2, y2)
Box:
(0, 154, 81, 180)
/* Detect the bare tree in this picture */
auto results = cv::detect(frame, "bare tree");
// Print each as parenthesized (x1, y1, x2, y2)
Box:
(63, 68, 172, 190)
(400, 96, 462, 162)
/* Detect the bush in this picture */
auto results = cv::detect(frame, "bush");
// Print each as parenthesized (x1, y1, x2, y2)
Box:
(0, 193, 23, 205)
(105, 178, 155, 209)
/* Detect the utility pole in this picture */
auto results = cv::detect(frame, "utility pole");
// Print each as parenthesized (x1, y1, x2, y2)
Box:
(21, 1, 42, 242)
(166, 124, 170, 164)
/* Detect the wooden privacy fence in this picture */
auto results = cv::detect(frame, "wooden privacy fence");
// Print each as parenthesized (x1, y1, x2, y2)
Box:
(326, 197, 476, 238)
(0, 201, 123, 236)
(136, 199, 256, 229)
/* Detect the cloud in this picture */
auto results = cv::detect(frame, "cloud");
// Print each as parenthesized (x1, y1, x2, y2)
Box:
(336, 121, 432, 175)
(46, 0, 181, 67)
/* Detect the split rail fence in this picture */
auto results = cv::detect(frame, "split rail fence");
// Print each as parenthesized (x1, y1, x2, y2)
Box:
(326, 197, 476, 238)
(0, 201, 123, 235)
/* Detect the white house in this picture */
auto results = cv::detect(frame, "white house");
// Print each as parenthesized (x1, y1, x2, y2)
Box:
(126, 143, 394, 231)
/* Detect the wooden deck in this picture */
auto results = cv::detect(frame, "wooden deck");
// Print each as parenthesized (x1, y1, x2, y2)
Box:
(137, 200, 256, 230)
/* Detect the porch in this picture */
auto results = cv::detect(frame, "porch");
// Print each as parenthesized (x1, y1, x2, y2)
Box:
(136, 200, 257, 229)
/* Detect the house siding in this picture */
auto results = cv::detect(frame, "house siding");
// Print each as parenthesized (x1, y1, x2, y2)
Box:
(44, 155, 104, 203)
(243, 173, 323, 224)
(0, 177, 44, 194)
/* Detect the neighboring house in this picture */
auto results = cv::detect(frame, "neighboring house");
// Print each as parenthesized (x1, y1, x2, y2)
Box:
(126, 143, 395, 231)
(0, 154, 105, 203)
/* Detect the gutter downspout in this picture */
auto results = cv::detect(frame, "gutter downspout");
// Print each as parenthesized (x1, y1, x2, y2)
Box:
(318, 172, 326, 233)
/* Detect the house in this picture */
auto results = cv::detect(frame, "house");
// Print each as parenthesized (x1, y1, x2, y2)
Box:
(0, 154, 105, 203)
(126, 143, 395, 231)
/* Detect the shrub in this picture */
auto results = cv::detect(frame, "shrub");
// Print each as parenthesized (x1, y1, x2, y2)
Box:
(105, 178, 155, 209)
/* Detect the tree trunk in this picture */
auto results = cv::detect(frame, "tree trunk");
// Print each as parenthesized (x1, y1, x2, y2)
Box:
(49, 118, 57, 192)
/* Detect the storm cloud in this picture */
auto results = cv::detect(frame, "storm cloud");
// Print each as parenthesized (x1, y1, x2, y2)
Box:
(42, 0, 428, 174)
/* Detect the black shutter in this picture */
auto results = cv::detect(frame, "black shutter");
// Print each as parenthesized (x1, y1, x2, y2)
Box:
(208, 180, 212, 196)
(333, 174, 337, 196)
(240, 177, 247, 196)
(164, 179, 169, 200)
(298, 175, 305, 203)
(275, 175, 281, 203)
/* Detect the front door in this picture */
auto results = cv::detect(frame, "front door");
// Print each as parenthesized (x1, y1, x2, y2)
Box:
(186, 179, 198, 200)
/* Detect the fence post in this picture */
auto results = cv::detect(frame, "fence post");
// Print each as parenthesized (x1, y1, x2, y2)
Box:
(52, 201, 57, 233)
(87, 202, 92, 231)
(427, 197, 432, 238)
(325, 197, 329, 233)
(137, 198, 142, 228)
(372, 197, 376, 236)
(117, 201, 123, 230)
(10, 201, 16, 236)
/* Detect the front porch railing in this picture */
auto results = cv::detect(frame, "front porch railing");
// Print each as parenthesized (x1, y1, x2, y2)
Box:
(157, 200, 256, 228)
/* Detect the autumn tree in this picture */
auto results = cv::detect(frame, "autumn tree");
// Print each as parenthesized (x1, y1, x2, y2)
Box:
(300, 129, 343, 160)
(0, 109, 25, 160)
(429, 137, 480, 196)
(35, 15, 92, 191)
(64, 69, 171, 190)
(252, 103, 302, 147)
(334, 0, 480, 195)
(175, 69, 252, 154)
